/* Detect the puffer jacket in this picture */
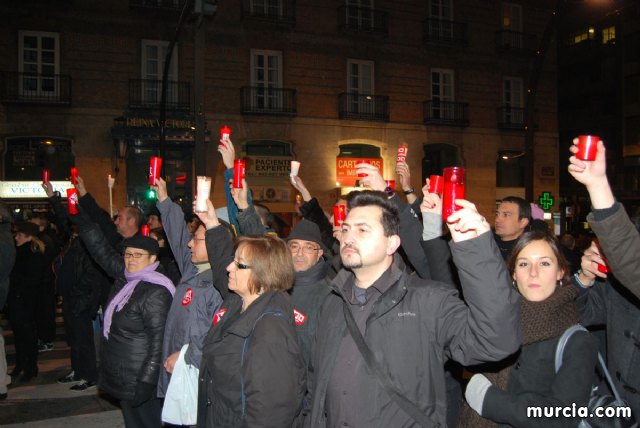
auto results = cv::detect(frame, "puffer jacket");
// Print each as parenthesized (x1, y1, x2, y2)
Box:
(79, 223, 172, 401)
(307, 231, 521, 427)
(156, 197, 224, 397)
(198, 225, 306, 428)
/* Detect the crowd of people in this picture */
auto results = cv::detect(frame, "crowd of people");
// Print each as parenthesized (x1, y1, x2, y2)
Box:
(0, 137, 638, 428)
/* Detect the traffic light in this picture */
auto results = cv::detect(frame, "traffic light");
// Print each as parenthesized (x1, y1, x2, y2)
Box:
(146, 189, 157, 200)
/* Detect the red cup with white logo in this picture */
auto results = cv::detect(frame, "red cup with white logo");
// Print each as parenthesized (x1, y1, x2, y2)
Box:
(333, 205, 346, 227)
(67, 188, 79, 215)
(233, 159, 245, 188)
(442, 167, 465, 221)
(220, 125, 231, 147)
(149, 157, 162, 186)
(397, 144, 408, 163)
(428, 175, 444, 195)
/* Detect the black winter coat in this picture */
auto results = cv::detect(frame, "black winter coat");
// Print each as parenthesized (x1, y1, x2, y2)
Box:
(80, 223, 172, 401)
(8, 243, 45, 323)
(198, 226, 306, 428)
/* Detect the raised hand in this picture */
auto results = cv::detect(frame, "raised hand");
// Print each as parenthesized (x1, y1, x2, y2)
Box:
(75, 176, 88, 197)
(218, 138, 236, 170)
(194, 199, 220, 230)
(230, 178, 249, 210)
(291, 176, 312, 202)
(152, 177, 169, 202)
(355, 163, 386, 191)
(446, 199, 491, 242)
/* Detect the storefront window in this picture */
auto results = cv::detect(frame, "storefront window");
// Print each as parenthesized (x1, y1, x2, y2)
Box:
(4, 136, 73, 180)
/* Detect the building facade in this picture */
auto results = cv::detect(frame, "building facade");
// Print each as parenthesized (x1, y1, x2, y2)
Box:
(0, 0, 560, 223)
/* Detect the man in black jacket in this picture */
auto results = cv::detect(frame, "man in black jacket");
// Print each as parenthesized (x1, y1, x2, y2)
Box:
(284, 219, 332, 366)
(494, 196, 531, 260)
(308, 190, 521, 427)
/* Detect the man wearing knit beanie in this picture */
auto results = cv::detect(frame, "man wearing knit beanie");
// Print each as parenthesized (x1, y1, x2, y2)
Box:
(284, 219, 332, 366)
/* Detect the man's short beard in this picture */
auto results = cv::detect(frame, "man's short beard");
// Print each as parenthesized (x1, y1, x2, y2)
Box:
(342, 258, 362, 269)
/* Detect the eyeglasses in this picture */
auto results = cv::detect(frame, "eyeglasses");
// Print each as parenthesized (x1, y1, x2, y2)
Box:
(123, 252, 150, 259)
(233, 260, 252, 270)
(288, 242, 321, 254)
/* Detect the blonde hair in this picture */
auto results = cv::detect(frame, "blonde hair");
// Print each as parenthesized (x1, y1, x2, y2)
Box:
(235, 235, 294, 295)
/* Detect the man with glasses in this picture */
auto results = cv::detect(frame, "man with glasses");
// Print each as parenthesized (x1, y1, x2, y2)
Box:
(152, 178, 226, 402)
(284, 219, 333, 366)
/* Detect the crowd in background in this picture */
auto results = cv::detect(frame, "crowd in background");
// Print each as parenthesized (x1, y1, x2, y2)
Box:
(0, 138, 638, 428)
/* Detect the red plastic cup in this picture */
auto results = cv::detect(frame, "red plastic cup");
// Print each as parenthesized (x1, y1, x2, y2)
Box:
(149, 157, 162, 185)
(385, 180, 396, 190)
(397, 145, 408, 163)
(233, 159, 245, 188)
(220, 125, 231, 146)
(141, 224, 150, 237)
(42, 169, 50, 184)
(333, 205, 346, 227)
(70, 167, 79, 185)
(67, 188, 79, 215)
(594, 241, 609, 273)
(442, 167, 466, 221)
(576, 135, 600, 161)
(428, 175, 444, 194)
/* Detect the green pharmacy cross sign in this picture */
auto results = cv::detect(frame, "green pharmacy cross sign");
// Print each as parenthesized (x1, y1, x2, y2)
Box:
(538, 192, 554, 210)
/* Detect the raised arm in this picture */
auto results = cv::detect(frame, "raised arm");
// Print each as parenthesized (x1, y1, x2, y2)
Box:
(76, 176, 121, 247)
(199, 199, 234, 300)
(73, 209, 125, 279)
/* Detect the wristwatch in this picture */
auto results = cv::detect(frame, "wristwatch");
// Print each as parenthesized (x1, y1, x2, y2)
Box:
(404, 188, 415, 195)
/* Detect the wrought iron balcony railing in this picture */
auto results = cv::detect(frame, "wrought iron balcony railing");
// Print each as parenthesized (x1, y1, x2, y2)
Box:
(242, 0, 295, 25)
(0, 72, 71, 105)
(338, 93, 389, 122)
(496, 30, 537, 53)
(338, 5, 388, 36)
(423, 18, 468, 46)
(241, 86, 297, 115)
(129, 79, 191, 111)
(423, 100, 469, 126)
(497, 106, 526, 130)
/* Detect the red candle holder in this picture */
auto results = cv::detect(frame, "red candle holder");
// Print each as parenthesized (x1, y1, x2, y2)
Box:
(70, 167, 79, 185)
(220, 125, 231, 146)
(442, 167, 466, 221)
(428, 175, 444, 195)
(42, 169, 50, 184)
(149, 157, 162, 186)
(576, 135, 600, 161)
(67, 188, 79, 215)
(233, 159, 245, 188)
(141, 224, 150, 237)
(333, 205, 346, 226)
(396, 145, 408, 163)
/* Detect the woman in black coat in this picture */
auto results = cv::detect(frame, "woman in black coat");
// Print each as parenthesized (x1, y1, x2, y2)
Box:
(77, 218, 174, 428)
(459, 231, 599, 428)
(8, 222, 45, 382)
(196, 199, 306, 428)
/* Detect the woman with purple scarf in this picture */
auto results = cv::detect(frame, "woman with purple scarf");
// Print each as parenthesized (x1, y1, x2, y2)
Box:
(74, 212, 175, 428)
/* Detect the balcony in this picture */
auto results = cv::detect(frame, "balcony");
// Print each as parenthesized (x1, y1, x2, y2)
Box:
(0, 72, 71, 105)
(130, 0, 181, 10)
(241, 86, 297, 116)
(338, 5, 388, 37)
(338, 93, 389, 122)
(423, 100, 469, 127)
(496, 30, 537, 54)
(129, 79, 191, 111)
(423, 18, 467, 47)
(497, 106, 526, 130)
(242, 0, 295, 26)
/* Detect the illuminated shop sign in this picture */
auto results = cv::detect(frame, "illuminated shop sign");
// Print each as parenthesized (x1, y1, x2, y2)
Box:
(0, 181, 74, 199)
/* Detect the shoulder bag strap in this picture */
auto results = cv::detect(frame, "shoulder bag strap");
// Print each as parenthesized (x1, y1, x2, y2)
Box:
(342, 301, 441, 428)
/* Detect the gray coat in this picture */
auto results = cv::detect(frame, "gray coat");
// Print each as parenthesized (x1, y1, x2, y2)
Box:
(157, 198, 224, 397)
(307, 232, 521, 427)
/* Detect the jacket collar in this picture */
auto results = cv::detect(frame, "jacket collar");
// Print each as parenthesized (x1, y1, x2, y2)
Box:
(224, 291, 285, 338)
(294, 258, 329, 287)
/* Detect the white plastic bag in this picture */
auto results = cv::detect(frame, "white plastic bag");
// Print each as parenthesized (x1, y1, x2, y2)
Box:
(162, 344, 199, 425)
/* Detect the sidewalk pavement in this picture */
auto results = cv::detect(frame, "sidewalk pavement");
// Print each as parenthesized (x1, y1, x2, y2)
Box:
(1, 328, 123, 427)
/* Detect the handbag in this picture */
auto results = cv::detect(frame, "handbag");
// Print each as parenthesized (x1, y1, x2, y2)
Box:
(342, 301, 441, 428)
(162, 344, 199, 425)
(555, 324, 637, 428)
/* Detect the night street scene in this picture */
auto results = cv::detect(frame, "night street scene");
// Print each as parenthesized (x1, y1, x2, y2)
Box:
(1, 0, 639, 427)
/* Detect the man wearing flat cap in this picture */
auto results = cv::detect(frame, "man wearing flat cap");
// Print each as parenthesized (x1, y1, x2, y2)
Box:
(285, 219, 332, 366)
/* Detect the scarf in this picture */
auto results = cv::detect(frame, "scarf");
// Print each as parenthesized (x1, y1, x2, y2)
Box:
(103, 261, 176, 339)
(458, 284, 580, 428)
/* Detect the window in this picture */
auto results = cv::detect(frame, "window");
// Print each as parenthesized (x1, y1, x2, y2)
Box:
(501, 3, 522, 32)
(430, 0, 451, 20)
(431, 69, 455, 120)
(602, 26, 616, 44)
(568, 27, 595, 45)
(422, 144, 459, 182)
(346, 59, 375, 114)
(346, 0, 374, 31)
(141, 40, 178, 105)
(250, 49, 283, 109)
(503, 76, 524, 124)
(4, 136, 73, 181)
(429, 0, 453, 40)
(18, 31, 60, 99)
(249, 0, 283, 17)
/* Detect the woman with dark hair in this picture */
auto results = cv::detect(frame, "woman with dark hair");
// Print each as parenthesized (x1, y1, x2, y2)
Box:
(8, 222, 45, 382)
(73, 213, 175, 428)
(460, 230, 599, 427)
(196, 199, 305, 428)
